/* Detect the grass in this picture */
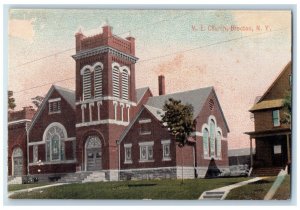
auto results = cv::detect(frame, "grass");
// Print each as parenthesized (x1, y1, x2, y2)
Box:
(10, 177, 250, 199)
(226, 176, 276, 200)
(8, 183, 51, 192)
(272, 175, 291, 200)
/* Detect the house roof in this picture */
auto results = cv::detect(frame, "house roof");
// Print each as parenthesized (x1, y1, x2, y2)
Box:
(136, 87, 150, 104)
(258, 61, 291, 103)
(144, 105, 165, 121)
(146, 86, 213, 119)
(249, 99, 284, 112)
(54, 85, 75, 110)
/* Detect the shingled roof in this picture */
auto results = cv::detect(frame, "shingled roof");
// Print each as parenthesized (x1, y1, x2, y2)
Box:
(54, 85, 75, 110)
(146, 86, 213, 119)
(136, 87, 150, 104)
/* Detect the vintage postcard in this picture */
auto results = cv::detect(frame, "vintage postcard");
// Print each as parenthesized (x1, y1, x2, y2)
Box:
(6, 8, 292, 201)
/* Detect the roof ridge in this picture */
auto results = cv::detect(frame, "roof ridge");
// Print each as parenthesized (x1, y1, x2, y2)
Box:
(53, 84, 75, 93)
(150, 86, 213, 99)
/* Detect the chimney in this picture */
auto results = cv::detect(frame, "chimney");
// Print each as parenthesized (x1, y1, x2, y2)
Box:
(158, 75, 165, 95)
(75, 29, 85, 52)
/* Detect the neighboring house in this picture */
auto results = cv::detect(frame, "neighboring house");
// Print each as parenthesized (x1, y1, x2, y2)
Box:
(9, 24, 230, 181)
(245, 62, 292, 175)
(8, 106, 36, 176)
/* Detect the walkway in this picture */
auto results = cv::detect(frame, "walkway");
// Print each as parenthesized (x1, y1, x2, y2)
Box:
(8, 183, 69, 198)
(199, 177, 267, 200)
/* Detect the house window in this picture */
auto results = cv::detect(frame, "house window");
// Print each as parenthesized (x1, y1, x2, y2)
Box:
(124, 144, 132, 164)
(45, 124, 66, 161)
(209, 120, 216, 157)
(94, 65, 103, 98)
(139, 142, 154, 162)
(112, 66, 120, 98)
(272, 110, 280, 127)
(33, 145, 38, 163)
(82, 68, 91, 100)
(122, 69, 129, 100)
(203, 128, 209, 158)
(161, 140, 171, 161)
(139, 119, 152, 135)
(216, 131, 222, 158)
(49, 98, 61, 114)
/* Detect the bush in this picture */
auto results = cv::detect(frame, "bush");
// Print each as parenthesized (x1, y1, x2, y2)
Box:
(22, 175, 39, 184)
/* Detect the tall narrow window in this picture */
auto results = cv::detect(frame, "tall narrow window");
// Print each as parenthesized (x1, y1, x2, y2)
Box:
(94, 65, 103, 98)
(33, 145, 38, 163)
(45, 124, 66, 162)
(83, 69, 91, 100)
(112, 67, 120, 98)
(124, 144, 132, 164)
(272, 110, 280, 127)
(122, 69, 129, 100)
(210, 120, 216, 157)
(216, 131, 222, 158)
(203, 128, 209, 158)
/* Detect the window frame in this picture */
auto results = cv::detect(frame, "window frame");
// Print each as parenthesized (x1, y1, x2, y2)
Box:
(138, 142, 154, 162)
(161, 140, 171, 161)
(139, 119, 152, 135)
(272, 109, 280, 127)
(124, 143, 132, 164)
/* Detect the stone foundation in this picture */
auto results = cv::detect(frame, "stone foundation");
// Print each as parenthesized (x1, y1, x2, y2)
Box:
(120, 167, 177, 180)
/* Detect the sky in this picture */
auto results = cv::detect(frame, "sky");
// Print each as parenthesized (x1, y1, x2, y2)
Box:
(8, 9, 291, 150)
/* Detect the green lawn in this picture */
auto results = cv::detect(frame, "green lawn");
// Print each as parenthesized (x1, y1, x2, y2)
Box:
(10, 177, 250, 199)
(226, 176, 276, 200)
(8, 183, 51, 192)
(272, 175, 291, 200)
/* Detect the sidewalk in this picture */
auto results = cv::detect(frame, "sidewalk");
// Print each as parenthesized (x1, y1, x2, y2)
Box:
(199, 177, 267, 200)
(8, 182, 69, 198)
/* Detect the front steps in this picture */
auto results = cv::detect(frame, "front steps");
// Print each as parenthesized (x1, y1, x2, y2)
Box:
(82, 171, 107, 183)
(199, 191, 226, 200)
(251, 167, 283, 177)
(8, 176, 22, 185)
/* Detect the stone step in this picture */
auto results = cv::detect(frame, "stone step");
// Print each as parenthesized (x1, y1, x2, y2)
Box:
(206, 191, 224, 195)
(203, 195, 223, 199)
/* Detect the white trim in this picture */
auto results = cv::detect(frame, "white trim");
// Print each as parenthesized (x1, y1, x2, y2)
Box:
(28, 141, 44, 146)
(42, 122, 68, 143)
(120, 103, 124, 122)
(124, 143, 132, 148)
(81, 104, 86, 123)
(161, 139, 171, 144)
(139, 160, 155, 163)
(80, 65, 93, 75)
(76, 119, 130, 127)
(64, 137, 76, 142)
(29, 159, 76, 166)
(92, 62, 104, 70)
(120, 65, 131, 75)
(112, 62, 121, 70)
(113, 101, 118, 120)
(97, 101, 102, 121)
(138, 141, 154, 146)
(8, 119, 31, 125)
(48, 98, 61, 103)
(139, 119, 151, 124)
(72, 46, 139, 63)
(191, 131, 202, 137)
(75, 96, 137, 106)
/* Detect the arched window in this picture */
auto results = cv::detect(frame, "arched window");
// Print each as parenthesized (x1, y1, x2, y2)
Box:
(112, 66, 120, 98)
(216, 131, 222, 158)
(45, 124, 66, 161)
(94, 65, 103, 98)
(122, 69, 129, 100)
(83, 68, 91, 100)
(203, 128, 209, 158)
(209, 120, 216, 157)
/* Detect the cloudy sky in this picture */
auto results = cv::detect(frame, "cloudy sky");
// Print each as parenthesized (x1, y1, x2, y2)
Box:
(8, 9, 291, 149)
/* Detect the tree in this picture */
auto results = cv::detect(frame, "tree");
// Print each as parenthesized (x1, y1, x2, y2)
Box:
(8, 90, 16, 110)
(161, 98, 196, 183)
(281, 90, 291, 127)
(31, 95, 45, 108)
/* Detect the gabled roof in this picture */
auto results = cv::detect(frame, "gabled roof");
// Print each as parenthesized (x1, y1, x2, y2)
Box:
(136, 87, 150, 104)
(146, 87, 213, 119)
(258, 61, 291, 103)
(144, 105, 165, 121)
(54, 85, 75, 109)
(249, 99, 284, 112)
(28, 85, 75, 133)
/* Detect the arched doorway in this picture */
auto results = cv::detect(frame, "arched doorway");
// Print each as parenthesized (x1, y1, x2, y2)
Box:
(12, 147, 23, 176)
(85, 136, 102, 171)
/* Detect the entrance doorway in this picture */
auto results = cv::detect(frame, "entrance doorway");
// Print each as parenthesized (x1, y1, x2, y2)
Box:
(85, 136, 102, 171)
(12, 147, 23, 176)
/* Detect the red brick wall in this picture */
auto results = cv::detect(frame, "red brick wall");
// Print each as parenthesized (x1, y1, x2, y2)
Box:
(29, 163, 76, 174)
(29, 89, 76, 142)
(8, 123, 28, 176)
(120, 108, 176, 169)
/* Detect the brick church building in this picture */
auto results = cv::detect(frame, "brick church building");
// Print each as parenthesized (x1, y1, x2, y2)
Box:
(8, 24, 230, 181)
